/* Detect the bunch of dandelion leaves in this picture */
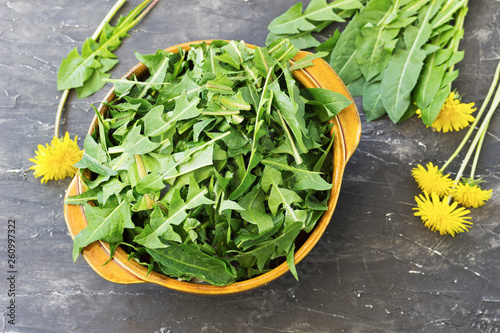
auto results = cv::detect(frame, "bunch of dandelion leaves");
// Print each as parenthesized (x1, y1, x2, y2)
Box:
(266, 0, 364, 49)
(66, 39, 352, 285)
(54, 0, 158, 138)
(268, 0, 470, 125)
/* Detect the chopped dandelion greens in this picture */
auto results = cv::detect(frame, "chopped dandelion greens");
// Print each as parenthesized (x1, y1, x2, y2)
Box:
(67, 39, 352, 286)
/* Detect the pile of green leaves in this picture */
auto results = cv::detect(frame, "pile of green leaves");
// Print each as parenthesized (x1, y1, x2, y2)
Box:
(67, 39, 352, 286)
(266, 0, 364, 49)
(57, 0, 156, 99)
(268, 0, 469, 125)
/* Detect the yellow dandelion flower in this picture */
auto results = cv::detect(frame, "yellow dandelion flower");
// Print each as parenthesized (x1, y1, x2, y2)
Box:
(29, 132, 83, 183)
(411, 162, 454, 197)
(413, 192, 472, 236)
(432, 92, 476, 133)
(451, 182, 493, 208)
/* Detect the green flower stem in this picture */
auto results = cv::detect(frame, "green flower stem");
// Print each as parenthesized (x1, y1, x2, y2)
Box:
(54, 89, 70, 138)
(470, 118, 489, 179)
(453, 66, 500, 184)
(440, 60, 500, 172)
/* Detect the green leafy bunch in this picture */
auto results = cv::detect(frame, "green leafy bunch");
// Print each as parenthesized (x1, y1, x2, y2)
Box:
(266, 0, 364, 49)
(268, 0, 469, 125)
(57, 0, 156, 99)
(67, 39, 352, 286)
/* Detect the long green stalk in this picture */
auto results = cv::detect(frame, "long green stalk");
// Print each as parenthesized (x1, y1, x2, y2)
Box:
(440, 60, 500, 172)
(54, 89, 70, 138)
(453, 76, 500, 184)
(470, 118, 488, 179)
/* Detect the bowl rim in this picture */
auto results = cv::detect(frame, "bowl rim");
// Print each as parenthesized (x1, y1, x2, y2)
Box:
(64, 40, 361, 295)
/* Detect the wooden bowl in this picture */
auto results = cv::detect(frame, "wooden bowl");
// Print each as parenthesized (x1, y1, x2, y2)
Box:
(64, 40, 361, 295)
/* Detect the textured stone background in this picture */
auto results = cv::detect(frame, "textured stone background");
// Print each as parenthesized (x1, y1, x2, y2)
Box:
(1, 1, 499, 332)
